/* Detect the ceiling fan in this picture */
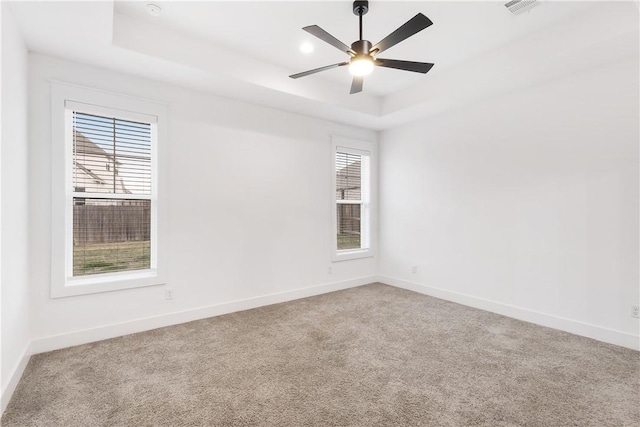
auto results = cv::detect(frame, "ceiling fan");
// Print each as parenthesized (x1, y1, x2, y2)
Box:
(289, 1, 434, 94)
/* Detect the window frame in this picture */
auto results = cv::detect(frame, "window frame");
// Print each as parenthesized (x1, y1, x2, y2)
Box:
(331, 136, 376, 262)
(50, 82, 168, 298)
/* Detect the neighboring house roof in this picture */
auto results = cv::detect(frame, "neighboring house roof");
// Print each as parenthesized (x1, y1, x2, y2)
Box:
(73, 130, 121, 165)
(76, 162, 106, 185)
(73, 131, 131, 194)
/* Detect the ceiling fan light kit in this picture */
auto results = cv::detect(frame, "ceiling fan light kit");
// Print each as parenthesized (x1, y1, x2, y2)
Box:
(349, 56, 374, 76)
(349, 39, 374, 76)
(289, 1, 434, 94)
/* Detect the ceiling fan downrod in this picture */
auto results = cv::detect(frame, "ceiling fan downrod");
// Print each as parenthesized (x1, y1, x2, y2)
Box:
(353, 1, 369, 41)
(352, 1, 371, 55)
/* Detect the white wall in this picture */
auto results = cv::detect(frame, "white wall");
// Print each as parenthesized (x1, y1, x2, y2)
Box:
(1, 4, 31, 409)
(379, 57, 640, 349)
(28, 54, 377, 349)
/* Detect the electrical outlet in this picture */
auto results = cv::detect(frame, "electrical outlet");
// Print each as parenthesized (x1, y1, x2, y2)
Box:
(631, 305, 640, 318)
(327, 266, 332, 274)
(411, 265, 417, 274)
(165, 289, 174, 300)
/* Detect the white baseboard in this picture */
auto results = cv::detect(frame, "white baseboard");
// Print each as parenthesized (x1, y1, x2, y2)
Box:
(1, 343, 31, 414)
(30, 276, 375, 355)
(378, 275, 640, 351)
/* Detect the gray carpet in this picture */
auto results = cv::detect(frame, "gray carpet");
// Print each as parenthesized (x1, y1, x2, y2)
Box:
(2, 283, 639, 426)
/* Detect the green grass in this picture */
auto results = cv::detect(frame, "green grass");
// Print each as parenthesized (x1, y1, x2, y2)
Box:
(75, 236, 360, 276)
(73, 240, 150, 276)
(337, 233, 360, 250)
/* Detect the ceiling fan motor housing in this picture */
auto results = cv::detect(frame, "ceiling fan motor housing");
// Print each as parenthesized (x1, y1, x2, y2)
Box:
(351, 39, 373, 55)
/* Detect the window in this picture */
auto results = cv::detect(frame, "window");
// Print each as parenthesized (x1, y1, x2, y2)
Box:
(71, 111, 152, 276)
(51, 83, 167, 298)
(332, 136, 375, 261)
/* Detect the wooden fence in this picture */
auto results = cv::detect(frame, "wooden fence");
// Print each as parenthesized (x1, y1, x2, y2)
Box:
(337, 204, 361, 235)
(73, 204, 150, 244)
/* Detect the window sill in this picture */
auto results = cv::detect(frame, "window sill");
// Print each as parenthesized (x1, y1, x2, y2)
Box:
(51, 269, 165, 298)
(332, 249, 374, 262)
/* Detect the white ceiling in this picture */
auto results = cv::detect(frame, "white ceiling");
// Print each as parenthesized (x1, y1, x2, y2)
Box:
(7, 1, 640, 130)
(113, 0, 596, 96)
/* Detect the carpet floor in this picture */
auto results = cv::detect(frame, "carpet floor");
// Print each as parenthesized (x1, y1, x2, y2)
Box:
(2, 283, 639, 426)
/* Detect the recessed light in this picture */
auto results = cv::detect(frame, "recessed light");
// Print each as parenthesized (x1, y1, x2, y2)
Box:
(146, 3, 162, 17)
(300, 42, 314, 54)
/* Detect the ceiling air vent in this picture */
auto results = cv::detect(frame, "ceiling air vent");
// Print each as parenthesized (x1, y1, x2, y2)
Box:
(504, 0, 539, 15)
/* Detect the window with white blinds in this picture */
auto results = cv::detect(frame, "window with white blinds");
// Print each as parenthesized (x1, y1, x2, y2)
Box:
(335, 148, 371, 254)
(70, 109, 155, 277)
(51, 83, 166, 298)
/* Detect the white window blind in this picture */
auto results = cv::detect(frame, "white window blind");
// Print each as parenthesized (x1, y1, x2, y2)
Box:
(336, 149, 370, 252)
(72, 112, 151, 195)
(71, 111, 153, 276)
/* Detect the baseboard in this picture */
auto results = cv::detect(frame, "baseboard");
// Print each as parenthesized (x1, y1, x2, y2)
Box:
(379, 275, 640, 351)
(1, 342, 32, 414)
(30, 276, 376, 355)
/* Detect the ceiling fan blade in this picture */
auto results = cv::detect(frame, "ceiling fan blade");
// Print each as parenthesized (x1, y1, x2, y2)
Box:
(375, 58, 434, 74)
(289, 62, 349, 79)
(350, 76, 363, 94)
(303, 25, 356, 56)
(370, 13, 433, 55)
